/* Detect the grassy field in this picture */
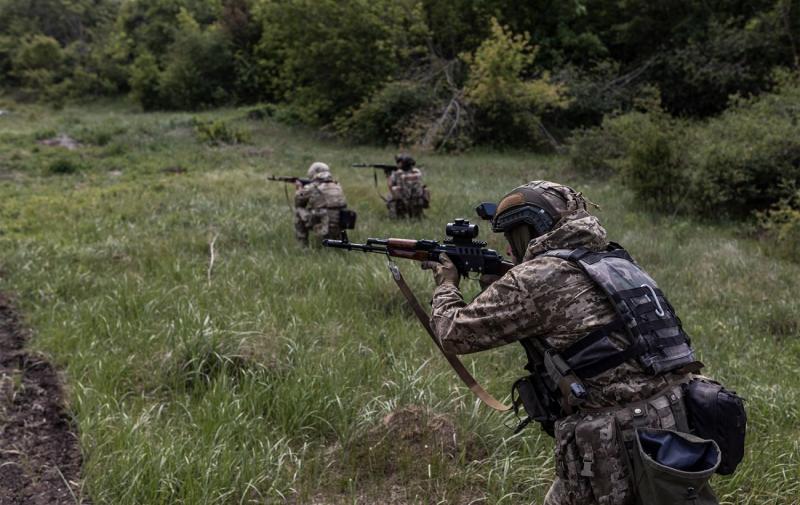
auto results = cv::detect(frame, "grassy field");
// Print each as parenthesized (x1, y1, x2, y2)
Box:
(0, 99, 798, 504)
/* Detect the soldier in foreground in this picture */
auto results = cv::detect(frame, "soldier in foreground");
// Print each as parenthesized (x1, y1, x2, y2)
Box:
(293, 162, 348, 247)
(421, 181, 744, 505)
(387, 154, 429, 219)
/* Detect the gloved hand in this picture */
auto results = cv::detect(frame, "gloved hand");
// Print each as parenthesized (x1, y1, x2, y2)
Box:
(421, 253, 460, 288)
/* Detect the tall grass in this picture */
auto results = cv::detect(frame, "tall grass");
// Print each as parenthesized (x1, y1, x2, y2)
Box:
(0, 100, 798, 503)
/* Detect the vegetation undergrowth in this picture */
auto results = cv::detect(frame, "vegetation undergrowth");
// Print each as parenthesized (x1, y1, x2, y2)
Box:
(0, 101, 798, 504)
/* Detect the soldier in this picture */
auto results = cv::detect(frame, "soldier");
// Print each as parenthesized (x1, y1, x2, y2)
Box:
(422, 181, 722, 505)
(294, 162, 348, 247)
(386, 153, 429, 219)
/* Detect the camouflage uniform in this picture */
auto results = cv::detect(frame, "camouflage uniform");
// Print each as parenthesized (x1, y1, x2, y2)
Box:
(430, 203, 691, 505)
(294, 169, 347, 246)
(387, 167, 428, 219)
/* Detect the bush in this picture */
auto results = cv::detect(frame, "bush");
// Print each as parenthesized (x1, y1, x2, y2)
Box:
(48, 157, 81, 174)
(760, 200, 800, 262)
(570, 73, 800, 219)
(157, 12, 234, 109)
(193, 118, 249, 145)
(462, 18, 569, 147)
(335, 81, 435, 145)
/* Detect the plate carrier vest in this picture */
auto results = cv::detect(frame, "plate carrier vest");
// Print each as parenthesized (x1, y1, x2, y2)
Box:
(513, 243, 699, 434)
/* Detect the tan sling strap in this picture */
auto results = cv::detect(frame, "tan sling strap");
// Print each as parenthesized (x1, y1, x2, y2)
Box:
(387, 260, 511, 412)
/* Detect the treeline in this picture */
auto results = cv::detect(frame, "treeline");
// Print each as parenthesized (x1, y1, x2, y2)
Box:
(1, 0, 798, 146)
(2, 0, 799, 256)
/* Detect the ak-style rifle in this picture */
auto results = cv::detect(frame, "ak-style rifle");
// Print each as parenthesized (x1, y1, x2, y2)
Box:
(323, 218, 512, 277)
(351, 163, 396, 177)
(323, 216, 513, 412)
(267, 175, 311, 185)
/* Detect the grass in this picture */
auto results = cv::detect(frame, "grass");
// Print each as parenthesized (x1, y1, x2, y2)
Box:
(0, 97, 798, 504)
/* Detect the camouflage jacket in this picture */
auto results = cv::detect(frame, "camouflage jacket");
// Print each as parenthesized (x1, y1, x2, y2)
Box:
(295, 176, 347, 210)
(430, 210, 687, 409)
(388, 168, 424, 201)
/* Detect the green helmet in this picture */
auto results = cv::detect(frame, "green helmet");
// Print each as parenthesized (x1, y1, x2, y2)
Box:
(492, 181, 590, 237)
(395, 153, 415, 171)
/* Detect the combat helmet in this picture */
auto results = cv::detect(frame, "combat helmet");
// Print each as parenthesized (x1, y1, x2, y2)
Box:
(492, 181, 589, 237)
(395, 153, 415, 171)
(307, 162, 331, 179)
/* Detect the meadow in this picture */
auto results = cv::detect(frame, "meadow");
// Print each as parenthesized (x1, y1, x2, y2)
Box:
(0, 100, 798, 504)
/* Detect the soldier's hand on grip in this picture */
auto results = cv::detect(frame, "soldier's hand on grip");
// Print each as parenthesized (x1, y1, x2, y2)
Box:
(421, 253, 460, 287)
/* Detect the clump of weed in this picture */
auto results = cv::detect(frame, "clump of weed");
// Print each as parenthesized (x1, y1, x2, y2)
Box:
(48, 157, 81, 174)
(193, 118, 250, 145)
(163, 338, 261, 392)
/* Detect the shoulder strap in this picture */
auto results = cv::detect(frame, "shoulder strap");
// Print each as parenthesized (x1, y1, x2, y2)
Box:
(387, 261, 510, 412)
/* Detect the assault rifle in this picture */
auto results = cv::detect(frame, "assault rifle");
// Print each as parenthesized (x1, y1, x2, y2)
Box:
(351, 163, 396, 177)
(323, 218, 513, 277)
(323, 217, 513, 412)
(267, 175, 311, 185)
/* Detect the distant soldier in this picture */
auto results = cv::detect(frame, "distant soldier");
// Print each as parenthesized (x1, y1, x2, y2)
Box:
(387, 154, 430, 219)
(294, 162, 348, 246)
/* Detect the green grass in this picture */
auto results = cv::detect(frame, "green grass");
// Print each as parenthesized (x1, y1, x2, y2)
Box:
(0, 98, 798, 504)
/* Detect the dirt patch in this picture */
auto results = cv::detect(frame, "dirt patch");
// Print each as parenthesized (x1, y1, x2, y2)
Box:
(0, 293, 85, 504)
(37, 134, 82, 150)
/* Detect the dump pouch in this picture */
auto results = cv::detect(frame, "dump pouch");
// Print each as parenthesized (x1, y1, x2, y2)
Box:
(339, 209, 357, 230)
(682, 378, 746, 475)
(631, 428, 720, 505)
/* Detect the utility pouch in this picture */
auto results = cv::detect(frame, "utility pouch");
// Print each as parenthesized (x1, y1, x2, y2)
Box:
(339, 209, 357, 230)
(511, 376, 557, 437)
(682, 378, 746, 475)
(422, 185, 431, 208)
(631, 428, 720, 505)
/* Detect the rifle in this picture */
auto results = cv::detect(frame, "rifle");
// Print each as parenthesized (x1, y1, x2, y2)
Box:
(323, 218, 514, 413)
(323, 218, 513, 277)
(268, 175, 312, 185)
(351, 163, 396, 177)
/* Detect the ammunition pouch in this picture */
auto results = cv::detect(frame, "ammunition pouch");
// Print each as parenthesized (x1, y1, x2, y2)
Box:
(682, 378, 746, 475)
(339, 209, 357, 230)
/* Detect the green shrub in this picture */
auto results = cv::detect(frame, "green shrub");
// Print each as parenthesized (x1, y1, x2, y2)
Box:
(48, 157, 81, 174)
(336, 80, 435, 145)
(571, 74, 800, 219)
(157, 12, 235, 110)
(193, 118, 250, 145)
(129, 51, 162, 111)
(462, 18, 569, 147)
(760, 201, 800, 263)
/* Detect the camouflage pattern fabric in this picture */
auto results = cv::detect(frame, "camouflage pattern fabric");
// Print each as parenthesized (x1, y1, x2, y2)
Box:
(294, 173, 346, 245)
(429, 205, 693, 505)
(387, 167, 427, 218)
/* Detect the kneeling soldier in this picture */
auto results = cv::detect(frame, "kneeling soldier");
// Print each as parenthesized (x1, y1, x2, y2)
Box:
(294, 162, 348, 246)
(423, 181, 730, 505)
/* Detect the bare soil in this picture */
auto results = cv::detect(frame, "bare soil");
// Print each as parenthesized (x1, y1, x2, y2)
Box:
(0, 293, 84, 505)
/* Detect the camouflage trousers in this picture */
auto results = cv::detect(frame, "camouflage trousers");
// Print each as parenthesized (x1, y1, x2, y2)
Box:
(294, 207, 342, 246)
(545, 384, 692, 505)
(387, 197, 424, 219)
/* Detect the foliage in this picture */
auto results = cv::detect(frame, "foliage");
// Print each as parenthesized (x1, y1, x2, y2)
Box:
(759, 197, 800, 262)
(48, 157, 81, 174)
(571, 73, 800, 219)
(254, 0, 429, 125)
(335, 80, 435, 145)
(157, 14, 235, 110)
(193, 117, 250, 145)
(462, 18, 569, 147)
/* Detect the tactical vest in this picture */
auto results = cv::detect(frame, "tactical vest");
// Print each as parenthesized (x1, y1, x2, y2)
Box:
(513, 243, 698, 433)
(543, 243, 696, 378)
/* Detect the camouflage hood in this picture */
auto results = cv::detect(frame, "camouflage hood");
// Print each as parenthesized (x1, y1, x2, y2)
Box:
(522, 209, 608, 261)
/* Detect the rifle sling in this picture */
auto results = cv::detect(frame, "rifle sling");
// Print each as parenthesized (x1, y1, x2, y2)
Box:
(387, 261, 511, 412)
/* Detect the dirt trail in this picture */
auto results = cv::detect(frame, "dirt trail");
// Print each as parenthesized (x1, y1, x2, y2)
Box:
(0, 293, 84, 504)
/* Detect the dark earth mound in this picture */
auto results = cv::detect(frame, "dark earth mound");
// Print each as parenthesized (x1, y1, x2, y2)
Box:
(0, 293, 84, 505)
